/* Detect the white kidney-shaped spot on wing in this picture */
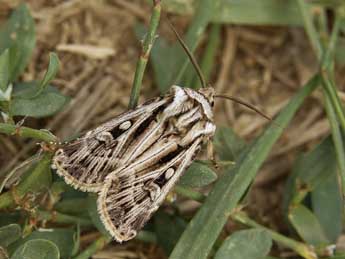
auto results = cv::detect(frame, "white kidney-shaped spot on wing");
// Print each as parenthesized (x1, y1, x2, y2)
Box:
(119, 121, 132, 130)
(165, 168, 175, 180)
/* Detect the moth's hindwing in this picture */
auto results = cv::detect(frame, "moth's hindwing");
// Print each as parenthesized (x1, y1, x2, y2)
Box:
(52, 98, 169, 192)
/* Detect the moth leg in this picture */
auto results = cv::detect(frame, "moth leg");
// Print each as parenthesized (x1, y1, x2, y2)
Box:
(207, 140, 219, 169)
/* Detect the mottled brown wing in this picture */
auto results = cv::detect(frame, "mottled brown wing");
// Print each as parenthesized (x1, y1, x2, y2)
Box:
(97, 137, 203, 242)
(52, 98, 169, 192)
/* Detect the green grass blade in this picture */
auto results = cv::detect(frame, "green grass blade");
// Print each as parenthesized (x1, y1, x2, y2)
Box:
(169, 75, 320, 259)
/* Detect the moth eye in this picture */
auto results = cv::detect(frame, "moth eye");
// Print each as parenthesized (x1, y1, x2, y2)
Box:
(119, 121, 132, 130)
(165, 168, 175, 180)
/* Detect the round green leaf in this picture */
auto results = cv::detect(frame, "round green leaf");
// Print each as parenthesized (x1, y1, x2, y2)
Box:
(289, 204, 329, 246)
(215, 229, 272, 259)
(11, 228, 76, 259)
(0, 224, 21, 247)
(11, 239, 59, 259)
(178, 161, 217, 188)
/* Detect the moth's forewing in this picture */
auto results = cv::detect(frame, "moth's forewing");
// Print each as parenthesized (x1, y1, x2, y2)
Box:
(98, 136, 203, 242)
(96, 86, 216, 242)
(52, 98, 169, 192)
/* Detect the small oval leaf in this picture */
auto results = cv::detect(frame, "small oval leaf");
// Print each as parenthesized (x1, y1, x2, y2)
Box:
(0, 224, 21, 247)
(10, 83, 69, 118)
(289, 204, 329, 246)
(214, 229, 272, 259)
(178, 161, 217, 188)
(11, 239, 59, 259)
(312, 172, 342, 243)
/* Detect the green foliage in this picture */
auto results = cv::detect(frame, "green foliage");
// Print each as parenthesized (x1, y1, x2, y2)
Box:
(154, 212, 187, 254)
(10, 228, 78, 259)
(0, 4, 35, 82)
(0, 224, 21, 247)
(311, 172, 342, 242)
(10, 82, 69, 117)
(214, 229, 272, 259)
(213, 127, 246, 161)
(11, 239, 60, 259)
(0, 3, 68, 121)
(289, 204, 329, 246)
(178, 161, 217, 188)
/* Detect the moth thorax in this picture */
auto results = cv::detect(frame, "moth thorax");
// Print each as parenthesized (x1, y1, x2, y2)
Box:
(165, 168, 175, 179)
(119, 121, 132, 130)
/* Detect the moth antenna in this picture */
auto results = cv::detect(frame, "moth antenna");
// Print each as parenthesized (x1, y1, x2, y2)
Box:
(214, 94, 281, 128)
(167, 19, 207, 88)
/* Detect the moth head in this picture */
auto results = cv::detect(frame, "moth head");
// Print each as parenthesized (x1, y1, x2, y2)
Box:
(198, 86, 215, 107)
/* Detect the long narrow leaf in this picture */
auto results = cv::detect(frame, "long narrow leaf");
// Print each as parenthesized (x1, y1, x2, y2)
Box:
(169, 75, 320, 259)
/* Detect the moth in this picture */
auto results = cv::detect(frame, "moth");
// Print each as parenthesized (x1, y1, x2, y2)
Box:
(52, 85, 216, 241)
(52, 22, 271, 242)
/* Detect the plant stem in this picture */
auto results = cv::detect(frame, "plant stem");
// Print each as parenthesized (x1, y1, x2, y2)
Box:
(73, 235, 111, 259)
(37, 210, 93, 227)
(128, 0, 161, 109)
(174, 185, 206, 203)
(0, 123, 57, 142)
(232, 211, 317, 259)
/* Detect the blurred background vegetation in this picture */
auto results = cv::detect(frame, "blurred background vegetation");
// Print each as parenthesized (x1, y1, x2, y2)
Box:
(0, 0, 344, 258)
